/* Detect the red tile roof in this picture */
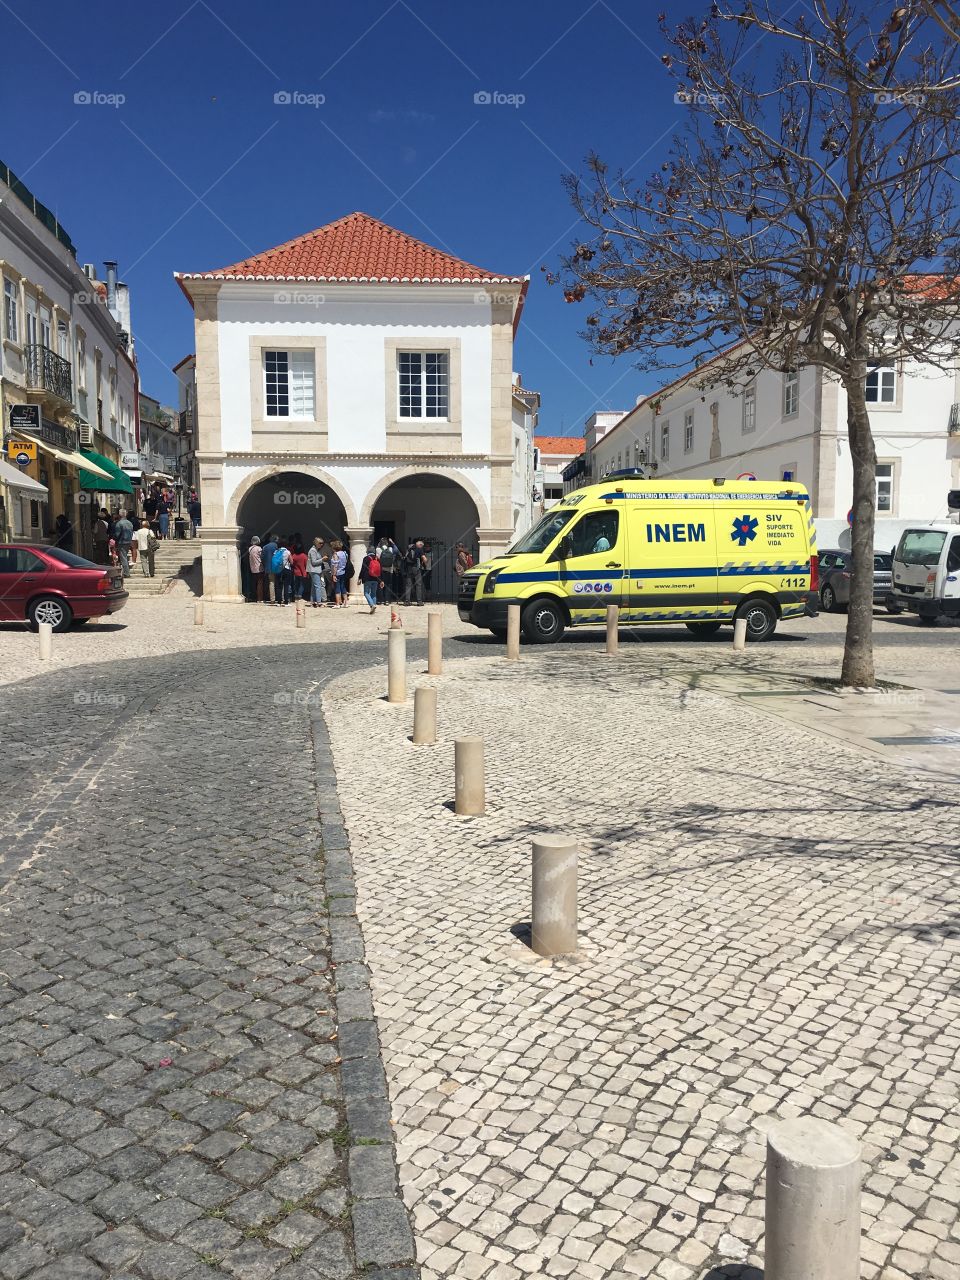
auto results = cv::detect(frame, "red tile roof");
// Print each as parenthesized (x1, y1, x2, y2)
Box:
(177, 212, 526, 284)
(535, 436, 585, 455)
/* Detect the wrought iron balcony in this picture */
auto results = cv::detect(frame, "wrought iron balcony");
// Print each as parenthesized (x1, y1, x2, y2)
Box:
(24, 343, 72, 404)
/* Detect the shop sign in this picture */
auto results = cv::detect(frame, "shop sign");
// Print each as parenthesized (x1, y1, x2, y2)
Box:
(9, 404, 40, 434)
(6, 439, 37, 467)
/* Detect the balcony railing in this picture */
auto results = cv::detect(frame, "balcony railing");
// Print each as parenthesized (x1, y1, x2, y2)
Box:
(24, 343, 72, 403)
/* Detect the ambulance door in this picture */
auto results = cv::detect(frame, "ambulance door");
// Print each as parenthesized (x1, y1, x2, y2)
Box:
(550, 506, 626, 625)
(623, 505, 719, 624)
(718, 501, 809, 619)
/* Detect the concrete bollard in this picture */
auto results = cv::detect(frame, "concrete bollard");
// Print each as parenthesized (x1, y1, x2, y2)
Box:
(531, 835, 579, 957)
(387, 628, 406, 704)
(454, 738, 485, 815)
(427, 611, 442, 675)
(733, 616, 747, 650)
(412, 686, 438, 745)
(506, 603, 521, 660)
(38, 621, 53, 661)
(765, 1117, 861, 1280)
(194, 601, 204, 627)
(295, 603, 306, 629)
(605, 605, 619, 656)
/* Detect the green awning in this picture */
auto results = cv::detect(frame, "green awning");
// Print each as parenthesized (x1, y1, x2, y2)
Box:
(79, 449, 134, 494)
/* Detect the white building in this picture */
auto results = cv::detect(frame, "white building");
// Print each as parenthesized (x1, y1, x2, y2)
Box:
(534, 435, 585, 510)
(584, 356, 960, 549)
(174, 212, 528, 599)
(511, 377, 540, 534)
(0, 158, 137, 550)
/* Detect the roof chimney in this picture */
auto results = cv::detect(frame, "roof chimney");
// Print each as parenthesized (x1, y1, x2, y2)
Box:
(104, 260, 118, 313)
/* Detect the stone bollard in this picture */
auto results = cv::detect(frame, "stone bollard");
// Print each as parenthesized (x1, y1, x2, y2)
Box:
(412, 686, 438, 745)
(454, 738, 484, 815)
(427, 611, 442, 675)
(605, 605, 619, 656)
(531, 835, 579, 957)
(765, 1117, 861, 1280)
(387, 628, 406, 704)
(733, 616, 747, 650)
(295, 603, 306, 629)
(194, 600, 204, 627)
(38, 621, 53, 661)
(506, 603, 521, 660)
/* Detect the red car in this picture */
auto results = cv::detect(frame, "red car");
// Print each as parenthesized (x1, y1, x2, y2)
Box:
(0, 544, 128, 631)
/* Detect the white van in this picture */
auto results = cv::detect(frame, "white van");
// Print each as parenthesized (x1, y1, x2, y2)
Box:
(890, 522, 960, 624)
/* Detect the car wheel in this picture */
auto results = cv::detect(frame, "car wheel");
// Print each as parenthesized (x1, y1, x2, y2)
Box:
(821, 584, 837, 612)
(685, 621, 722, 637)
(735, 597, 778, 642)
(918, 615, 939, 627)
(885, 601, 903, 615)
(521, 597, 565, 644)
(28, 596, 73, 633)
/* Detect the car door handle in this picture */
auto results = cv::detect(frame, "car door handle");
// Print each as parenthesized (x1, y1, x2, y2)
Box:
(606, 561, 622, 568)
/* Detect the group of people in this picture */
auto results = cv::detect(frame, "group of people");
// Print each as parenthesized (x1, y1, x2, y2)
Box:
(87, 509, 160, 577)
(243, 532, 475, 610)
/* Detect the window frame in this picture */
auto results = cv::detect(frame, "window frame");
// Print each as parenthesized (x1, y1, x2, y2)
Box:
(683, 408, 694, 453)
(783, 369, 800, 418)
(742, 384, 757, 434)
(3, 278, 18, 344)
(876, 460, 897, 515)
(660, 421, 670, 461)
(865, 363, 897, 406)
(397, 349, 450, 421)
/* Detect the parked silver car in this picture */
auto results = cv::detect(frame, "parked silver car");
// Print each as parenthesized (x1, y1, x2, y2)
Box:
(818, 549, 901, 613)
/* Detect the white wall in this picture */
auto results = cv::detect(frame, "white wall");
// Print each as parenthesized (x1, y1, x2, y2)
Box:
(216, 285, 493, 455)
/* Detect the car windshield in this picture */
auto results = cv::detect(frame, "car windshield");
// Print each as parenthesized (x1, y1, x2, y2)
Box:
(897, 530, 947, 567)
(43, 548, 100, 569)
(508, 510, 575, 555)
(874, 554, 892, 570)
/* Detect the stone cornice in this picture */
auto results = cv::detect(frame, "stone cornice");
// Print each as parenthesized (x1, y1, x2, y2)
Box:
(221, 450, 512, 466)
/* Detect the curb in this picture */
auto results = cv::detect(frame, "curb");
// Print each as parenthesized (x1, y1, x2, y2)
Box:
(310, 711, 421, 1279)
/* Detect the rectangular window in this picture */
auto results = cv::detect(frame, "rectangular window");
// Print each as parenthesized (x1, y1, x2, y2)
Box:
(3, 279, 18, 343)
(783, 369, 799, 417)
(876, 462, 894, 513)
(743, 384, 757, 434)
(39, 305, 52, 349)
(76, 333, 86, 390)
(866, 364, 896, 404)
(264, 349, 316, 419)
(683, 409, 694, 453)
(398, 350, 449, 419)
(25, 294, 38, 347)
(57, 319, 69, 359)
(660, 422, 669, 460)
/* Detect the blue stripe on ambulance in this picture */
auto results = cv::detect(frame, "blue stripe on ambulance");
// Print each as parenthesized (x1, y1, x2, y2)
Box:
(496, 563, 810, 586)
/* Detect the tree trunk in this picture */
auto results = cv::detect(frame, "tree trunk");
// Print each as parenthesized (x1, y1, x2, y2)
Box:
(841, 376, 877, 687)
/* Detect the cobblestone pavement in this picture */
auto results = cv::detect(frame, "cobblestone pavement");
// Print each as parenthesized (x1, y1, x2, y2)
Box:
(325, 647, 960, 1280)
(0, 641, 422, 1280)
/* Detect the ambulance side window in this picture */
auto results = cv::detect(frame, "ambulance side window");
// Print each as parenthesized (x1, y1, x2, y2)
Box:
(565, 512, 620, 558)
(947, 537, 960, 574)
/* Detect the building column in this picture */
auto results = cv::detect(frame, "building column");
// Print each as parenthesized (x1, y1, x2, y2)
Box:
(344, 525, 374, 603)
(199, 526, 242, 601)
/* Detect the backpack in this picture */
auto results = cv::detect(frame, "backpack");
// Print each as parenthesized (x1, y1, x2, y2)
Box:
(368, 556, 381, 579)
(345, 557, 355, 581)
(379, 547, 395, 570)
(464, 552, 474, 569)
(271, 549, 285, 574)
(405, 545, 418, 567)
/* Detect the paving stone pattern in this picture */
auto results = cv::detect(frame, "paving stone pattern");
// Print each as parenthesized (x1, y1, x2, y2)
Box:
(324, 648, 960, 1280)
(0, 643, 418, 1280)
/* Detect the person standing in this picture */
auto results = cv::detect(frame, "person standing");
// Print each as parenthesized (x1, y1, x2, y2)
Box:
(54, 513, 74, 552)
(330, 540, 348, 607)
(158, 494, 170, 540)
(403, 540, 425, 606)
(291, 543, 308, 600)
(91, 509, 109, 564)
(247, 535, 264, 602)
(188, 493, 201, 539)
(260, 534, 278, 603)
(280, 539, 294, 605)
(376, 536, 396, 604)
(133, 519, 157, 577)
(114, 510, 134, 578)
(421, 541, 433, 598)
(358, 547, 381, 614)
(307, 537, 327, 607)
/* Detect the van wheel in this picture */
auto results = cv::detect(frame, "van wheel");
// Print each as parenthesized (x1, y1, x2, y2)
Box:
(735, 597, 778, 641)
(918, 615, 939, 627)
(885, 601, 903, 615)
(685, 621, 722, 637)
(489, 627, 507, 641)
(521, 598, 565, 644)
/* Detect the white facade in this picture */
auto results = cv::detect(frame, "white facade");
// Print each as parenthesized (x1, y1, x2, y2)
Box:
(586, 360, 960, 550)
(511, 379, 539, 534)
(177, 220, 525, 600)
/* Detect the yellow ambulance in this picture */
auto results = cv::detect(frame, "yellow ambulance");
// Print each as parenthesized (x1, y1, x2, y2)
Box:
(458, 472, 819, 643)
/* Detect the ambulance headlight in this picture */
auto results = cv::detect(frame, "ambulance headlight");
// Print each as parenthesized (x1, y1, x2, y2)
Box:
(483, 569, 501, 595)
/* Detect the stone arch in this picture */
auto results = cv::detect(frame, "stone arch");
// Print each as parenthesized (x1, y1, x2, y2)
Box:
(359, 465, 491, 528)
(226, 465, 359, 528)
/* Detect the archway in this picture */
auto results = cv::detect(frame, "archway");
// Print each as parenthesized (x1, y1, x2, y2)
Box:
(369, 473, 481, 601)
(235, 471, 349, 599)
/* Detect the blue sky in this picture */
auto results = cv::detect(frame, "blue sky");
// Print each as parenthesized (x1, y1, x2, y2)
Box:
(1, 0, 694, 428)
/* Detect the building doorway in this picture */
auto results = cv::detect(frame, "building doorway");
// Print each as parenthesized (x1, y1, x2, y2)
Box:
(370, 474, 479, 602)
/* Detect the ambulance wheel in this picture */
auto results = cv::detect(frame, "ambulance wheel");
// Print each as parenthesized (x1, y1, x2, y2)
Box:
(735, 597, 778, 641)
(489, 627, 507, 641)
(522, 598, 565, 644)
(685, 622, 722, 638)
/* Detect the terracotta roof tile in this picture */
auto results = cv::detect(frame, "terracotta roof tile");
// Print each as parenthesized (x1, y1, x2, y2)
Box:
(177, 212, 525, 284)
(535, 436, 585, 455)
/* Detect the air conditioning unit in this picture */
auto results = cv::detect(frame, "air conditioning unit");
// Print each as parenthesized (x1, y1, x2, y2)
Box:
(78, 422, 93, 446)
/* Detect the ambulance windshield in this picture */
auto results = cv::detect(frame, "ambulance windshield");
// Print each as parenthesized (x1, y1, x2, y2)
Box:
(508, 510, 575, 555)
